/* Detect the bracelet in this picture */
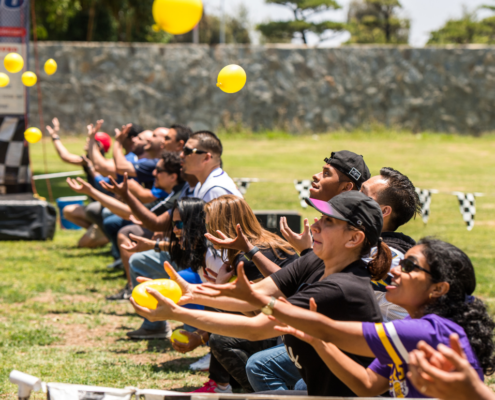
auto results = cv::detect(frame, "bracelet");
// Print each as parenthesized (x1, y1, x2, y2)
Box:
(52, 136, 60, 141)
(194, 331, 207, 345)
(244, 246, 260, 261)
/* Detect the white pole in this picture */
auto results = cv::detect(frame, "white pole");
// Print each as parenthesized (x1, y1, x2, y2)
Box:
(220, 0, 226, 44)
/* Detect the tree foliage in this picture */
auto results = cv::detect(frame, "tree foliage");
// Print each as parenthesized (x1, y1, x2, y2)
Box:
(345, 0, 410, 44)
(427, 6, 495, 45)
(257, 0, 345, 45)
(32, 0, 250, 44)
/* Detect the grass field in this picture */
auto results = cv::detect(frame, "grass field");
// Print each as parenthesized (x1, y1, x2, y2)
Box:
(2, 129, 495, 396)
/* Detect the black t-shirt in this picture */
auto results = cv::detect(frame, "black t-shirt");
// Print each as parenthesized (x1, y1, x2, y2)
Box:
(271, 252, 382, 397)
(233, 248, 300, 281)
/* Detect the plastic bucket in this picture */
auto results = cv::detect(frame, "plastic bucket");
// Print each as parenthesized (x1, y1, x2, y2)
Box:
(56, 196, 87, 230)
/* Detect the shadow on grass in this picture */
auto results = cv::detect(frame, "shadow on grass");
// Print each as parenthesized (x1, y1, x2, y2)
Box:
(62, 250, 113, 258)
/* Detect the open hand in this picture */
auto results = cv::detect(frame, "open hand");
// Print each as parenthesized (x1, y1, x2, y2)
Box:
(130, 287, 177, 322)
(120, 233, 155, 253)
(204, 262, 234, 284)
(46, 117, 60, 138)
(115, 123, 132, 143)
(66, 177, 92, 196)
(280, 217, 313, 254)
(100, 173, 129, 198)
(205, 224, 252, 253)
(87, 120, 104, 139)
(163, 262, 195, 306)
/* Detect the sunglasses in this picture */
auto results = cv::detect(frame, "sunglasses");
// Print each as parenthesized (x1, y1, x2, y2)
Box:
(399, 258, 432, 276)
(174, 221, 184, 230)
(183, 146, 208, 156)
(155, 166, 167, 174)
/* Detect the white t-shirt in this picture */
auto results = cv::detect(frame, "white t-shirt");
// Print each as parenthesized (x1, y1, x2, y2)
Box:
(194, 168, 243, 203)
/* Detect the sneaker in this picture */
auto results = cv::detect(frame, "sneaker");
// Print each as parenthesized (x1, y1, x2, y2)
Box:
(190, 380, 232, 393)
(126, 324, 172, 340)
(189, 353, 211, 371)
(106, 259, 123, 270)
(106, 284, 132, 301)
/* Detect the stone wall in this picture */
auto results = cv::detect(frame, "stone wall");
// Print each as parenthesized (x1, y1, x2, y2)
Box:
(27, 42, 495, 134)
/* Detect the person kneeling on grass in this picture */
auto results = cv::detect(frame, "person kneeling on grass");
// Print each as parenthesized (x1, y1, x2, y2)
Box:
(212, 237, 495, 398)
(130, 191, 390, 397)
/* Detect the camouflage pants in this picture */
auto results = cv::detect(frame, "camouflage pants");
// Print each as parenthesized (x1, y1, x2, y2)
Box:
(209, 334, 278, 392)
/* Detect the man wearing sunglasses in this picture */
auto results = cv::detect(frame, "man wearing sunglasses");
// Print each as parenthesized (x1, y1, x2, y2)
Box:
(180, 131, 243, 202)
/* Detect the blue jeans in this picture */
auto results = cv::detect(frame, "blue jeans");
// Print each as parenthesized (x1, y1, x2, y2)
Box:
(246, 344, 302, 391)
(102, 210, 132, 259)
(129, 250, 204, 331)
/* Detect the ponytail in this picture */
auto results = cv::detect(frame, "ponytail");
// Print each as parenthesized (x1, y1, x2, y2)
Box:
(368, 239, 392, 281)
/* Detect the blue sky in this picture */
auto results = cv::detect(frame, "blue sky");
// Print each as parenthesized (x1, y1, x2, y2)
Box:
(203, 0, 491, 46)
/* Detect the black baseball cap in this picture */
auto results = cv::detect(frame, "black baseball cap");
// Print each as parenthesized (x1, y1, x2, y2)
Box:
(324, 151, 370, 190)
(305, 191, 383, 247)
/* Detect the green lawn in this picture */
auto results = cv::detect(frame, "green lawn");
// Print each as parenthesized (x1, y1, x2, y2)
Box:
(2, 129, 495, 395)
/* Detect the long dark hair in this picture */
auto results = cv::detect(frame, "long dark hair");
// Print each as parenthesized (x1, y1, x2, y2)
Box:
(420, 237, 495, 375)
(169, 197, 208, 273)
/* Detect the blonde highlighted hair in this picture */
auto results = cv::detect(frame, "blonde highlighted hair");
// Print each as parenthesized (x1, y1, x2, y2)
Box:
(205, 195, 295, 264)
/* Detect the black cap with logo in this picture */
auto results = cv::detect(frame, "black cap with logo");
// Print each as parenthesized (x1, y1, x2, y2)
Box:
(324, 150, 371, 190)
(305, 191, 383, 247)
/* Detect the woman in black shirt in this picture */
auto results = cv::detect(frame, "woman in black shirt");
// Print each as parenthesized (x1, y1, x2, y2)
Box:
(131, 191, 391, 397)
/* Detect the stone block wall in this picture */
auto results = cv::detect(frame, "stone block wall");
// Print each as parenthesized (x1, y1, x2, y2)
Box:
(27, 43, 495, 134)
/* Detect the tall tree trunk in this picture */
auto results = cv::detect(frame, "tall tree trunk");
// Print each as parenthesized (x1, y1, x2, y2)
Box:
(87, 0, 96, 41)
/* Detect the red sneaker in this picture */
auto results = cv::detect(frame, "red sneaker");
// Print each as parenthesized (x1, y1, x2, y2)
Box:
(190, 380, 232, 393)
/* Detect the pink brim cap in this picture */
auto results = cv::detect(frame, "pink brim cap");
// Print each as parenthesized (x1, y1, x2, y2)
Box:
(304, 198, 349, 222)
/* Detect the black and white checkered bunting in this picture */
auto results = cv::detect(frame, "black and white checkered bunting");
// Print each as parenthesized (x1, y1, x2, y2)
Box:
(0, 117, 30, 194)
(453, 192, 477, 231)
(415, 188, 433, 225)
(234, 178, 259, 196)
(294, 180, 312, 208)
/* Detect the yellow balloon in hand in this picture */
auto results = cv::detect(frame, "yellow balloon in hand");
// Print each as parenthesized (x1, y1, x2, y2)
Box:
(171, 329, 189, 344)
(4, 53, 24, 74)
(24, 128, 43, 144)
(153, 0, 203, 35)
(44, 59, 57, 75)
(22, 72, 37, 87)
(0, 73, 9, 88)
(229, 276, 237, 283)
(132, 279, 182, 310)
(217, 65, 247, 94)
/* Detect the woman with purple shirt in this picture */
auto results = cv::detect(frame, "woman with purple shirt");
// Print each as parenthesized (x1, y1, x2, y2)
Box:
(218, 237, 495, 398)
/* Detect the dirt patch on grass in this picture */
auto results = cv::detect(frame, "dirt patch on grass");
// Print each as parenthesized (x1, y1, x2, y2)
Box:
(30, 293, 97, 304)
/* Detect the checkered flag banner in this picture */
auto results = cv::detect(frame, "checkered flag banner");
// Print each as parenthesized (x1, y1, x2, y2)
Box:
(0, 117, 30, 193)
(415, 188, 434, 224)
(453, 192, 478, 231)
(234, 178, 259, 196)
(294, 180, 312, 208)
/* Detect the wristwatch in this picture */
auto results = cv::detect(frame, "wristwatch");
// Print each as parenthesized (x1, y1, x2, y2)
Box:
(244, 246, 260, 261)
(261, 296, 277, 316)
(154, 239, 161, 253)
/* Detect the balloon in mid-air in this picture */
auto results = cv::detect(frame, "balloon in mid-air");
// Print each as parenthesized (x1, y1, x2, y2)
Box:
(24, 127, 43, 144)
(171, 329, 189, 344)
(22, 72, 37, 87)
(44, 59, 57, 75)
(217, 65, 247, 94)
(0, 73, 9, 88)
(4, 53, 24, 74)
(152, 0, 203, 35)
(132, 279, 182, 310)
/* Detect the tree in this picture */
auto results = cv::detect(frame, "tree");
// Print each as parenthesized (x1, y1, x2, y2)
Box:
(345, 0, 410, 44)
(427, 6, 495, 45)
(256, 0, 345, 45)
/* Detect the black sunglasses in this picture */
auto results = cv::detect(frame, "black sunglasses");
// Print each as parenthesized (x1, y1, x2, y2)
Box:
(155, 166, 167, 173)
(174, 221, 184, 229)
(399, 258, 432, 276)
(183, 146, 208, 156)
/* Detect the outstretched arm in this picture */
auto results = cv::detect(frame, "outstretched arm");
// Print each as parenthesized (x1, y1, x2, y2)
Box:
(205, 224, 282, 278)
(87, 121, 117, 178)
(274, 299, 388, 397)
(46, 118, 84, 166)
(127, 179, 158, 204)
(67, 177, 132, 220)
(113, 124, 137, 177)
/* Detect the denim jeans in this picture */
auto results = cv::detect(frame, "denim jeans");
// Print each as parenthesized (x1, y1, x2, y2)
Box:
(129, 250, 204, 331)
(246, 344, 302, 391)
(102, 209, 132, 259)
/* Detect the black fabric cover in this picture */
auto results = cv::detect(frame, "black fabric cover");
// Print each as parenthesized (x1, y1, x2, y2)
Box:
(0, 196, 57, 240)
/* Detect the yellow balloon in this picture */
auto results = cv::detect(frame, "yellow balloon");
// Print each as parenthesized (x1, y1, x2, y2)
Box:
(229, 276, 237, 283)
(217, 65, 247, 94)
(132, 279, 182, 310)
(0, 73, 9, 88)
(24, 128, 43, 144)
(152, 0, 203, 35)
(22, 72, 37, 87)
(44, 59, 57, 75)
(4, 53, 24, 74)
(171, 329, 189, 344)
